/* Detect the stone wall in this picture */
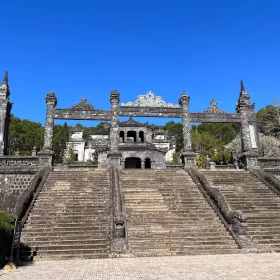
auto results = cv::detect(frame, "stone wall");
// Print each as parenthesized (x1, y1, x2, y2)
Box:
(0, 173, 35, 214)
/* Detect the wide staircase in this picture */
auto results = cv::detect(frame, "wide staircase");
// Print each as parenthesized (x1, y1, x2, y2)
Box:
(202, 170, 280, 252)
(121, 169, 240, 257)
(20, 169, 112, 260)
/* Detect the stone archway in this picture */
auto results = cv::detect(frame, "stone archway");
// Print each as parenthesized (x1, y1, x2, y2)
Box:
(125, 157, 141, 169)
(145, 158, 151, 169)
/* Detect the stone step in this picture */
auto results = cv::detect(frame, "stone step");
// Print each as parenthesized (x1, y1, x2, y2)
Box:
(129, 248, 240, 257)
(22, 228, 110, 235)
(22, 239, 111, 247)
(26, 218, 111, 224)
(127, 224, 227, 230)
(129, 244, 238, 251)
(21, 246, 110, 254)
(29, 210, 110, 215)
(24, 223, 110, 229)
(32, 253, 111, 260)
(39, 191, 110, 195)
(28, 214, 111, 220)
(130, 240, 237, 247)
(29, 205, 111, 210)
(21, 235, 110, 242)
(33, 202, 111, 207)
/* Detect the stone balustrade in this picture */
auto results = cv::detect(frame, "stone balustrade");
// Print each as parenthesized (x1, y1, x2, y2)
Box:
(0, 156, 39, 167)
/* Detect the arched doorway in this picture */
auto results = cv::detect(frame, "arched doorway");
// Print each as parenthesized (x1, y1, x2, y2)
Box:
(119, 131, 124, 142)
(139, 131, 144, 142)
(127, 131, 136, 142)
(125, 157, 141, 169)
(145, 158, 151, 169)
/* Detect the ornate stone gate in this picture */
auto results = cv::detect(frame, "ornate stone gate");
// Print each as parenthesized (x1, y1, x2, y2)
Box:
(37, 81, 260, 169)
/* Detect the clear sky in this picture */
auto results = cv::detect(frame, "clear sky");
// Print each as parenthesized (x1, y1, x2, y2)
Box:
(1, 0, 280, 126)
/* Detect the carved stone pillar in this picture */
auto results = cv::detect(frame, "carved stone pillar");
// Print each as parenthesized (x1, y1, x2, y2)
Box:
(108, 89, 122, 167)
(0, 72, 12, 155)
(179, 91, 196, 167)
(136, 133, 140, 143)
(38, 90, 57, 167)
(141, 160, 145, 169)
(124, 132, 127, 143)
(236, 81, 259, 168)
(121, 159, 125, 170)
(43, 91, 57, 150)
(143, 132, 146, 143)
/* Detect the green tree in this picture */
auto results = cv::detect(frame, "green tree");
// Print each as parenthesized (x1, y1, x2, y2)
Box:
(0, 211, 14, 262)
(66, 143, 77, 164)
(9, 115, 44, 155)
(53, 123, 70, 163)
(172, 152, 180, 164)
(256, 102, 280, 137)
(160, 121, 183, 152)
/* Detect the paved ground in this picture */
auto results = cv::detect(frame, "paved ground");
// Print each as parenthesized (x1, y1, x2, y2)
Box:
(1, 254, 280, 280)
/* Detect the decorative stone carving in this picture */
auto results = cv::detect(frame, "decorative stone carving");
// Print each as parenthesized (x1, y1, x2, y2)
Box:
(121, 90, 180, 108)
(120, 117, 149, 127)
(203, 99, 227, 114)
(71, 97, 94, 110)
(0, 157, 38, 166)
(0, 71, 12, 155)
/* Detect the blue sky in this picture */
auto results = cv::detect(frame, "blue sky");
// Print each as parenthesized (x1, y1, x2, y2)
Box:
(1, 0, 280, 126)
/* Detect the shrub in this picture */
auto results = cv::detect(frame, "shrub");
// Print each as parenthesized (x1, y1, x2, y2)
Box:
(172, 152, 181, 165)
(0, 211, 14, 263)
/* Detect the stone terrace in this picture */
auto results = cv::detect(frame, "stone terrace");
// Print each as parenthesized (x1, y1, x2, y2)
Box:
(1, 254, 280, 280)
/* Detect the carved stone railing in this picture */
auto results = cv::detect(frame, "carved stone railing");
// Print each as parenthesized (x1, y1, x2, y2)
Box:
(108, 165, 127, 254)
(258, 157, 280, 169)
(0, 156, 39, 168)
(249, 168, 280, 196)
(165, 164, 184, 170)
(186, 167, 256, 250)
(12, 168, 50, 223)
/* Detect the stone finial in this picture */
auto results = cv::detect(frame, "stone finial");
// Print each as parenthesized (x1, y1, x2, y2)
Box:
(2, 71, 8, 85)
(240, 80, 245, 93)
(179, 91, 190, 106)
(236, 80, 252, 112)
(32, 146, 37, 156)
(240, 80, 249, 97)
(110, 89, 120, 103)
(45, 90, 57, 106)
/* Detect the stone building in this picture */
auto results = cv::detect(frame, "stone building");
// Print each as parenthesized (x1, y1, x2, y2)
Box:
(65, 117, 176, 169)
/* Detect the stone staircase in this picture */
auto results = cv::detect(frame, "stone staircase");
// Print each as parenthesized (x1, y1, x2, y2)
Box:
(20, 169, 112, 260)
(121, 169, 240, 257)
(201, 170, 280, 252)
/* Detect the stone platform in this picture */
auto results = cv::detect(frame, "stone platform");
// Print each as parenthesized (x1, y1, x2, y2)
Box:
(1, 254, 280, 280)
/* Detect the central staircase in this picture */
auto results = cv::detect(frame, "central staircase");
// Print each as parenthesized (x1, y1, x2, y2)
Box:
(121, 169, 240, 257)
(202, 170, 280, 252)
(20, 169, 112, 260)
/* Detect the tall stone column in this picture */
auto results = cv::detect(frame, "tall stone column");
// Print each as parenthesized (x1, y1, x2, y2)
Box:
(38, 90, 57, 167)
(179, 91, 196, 167)
(0, 72, 12, 155)
(236, 81, 259, 168)
(108, 89, 122, 168)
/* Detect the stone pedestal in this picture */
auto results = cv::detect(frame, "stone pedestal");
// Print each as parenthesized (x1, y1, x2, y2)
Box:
(37, 149, 54, 167)
(108, 151, 122, 168)
(183, 150, 196, 168)
(242, 150, 259, 169)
